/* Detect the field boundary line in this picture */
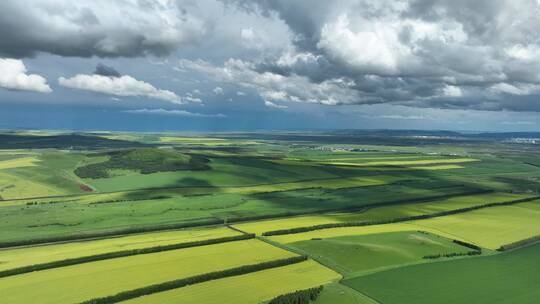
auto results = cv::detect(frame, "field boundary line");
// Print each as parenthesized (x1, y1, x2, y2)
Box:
(0, 234, 255, 278)
(79, 256, 308, 304)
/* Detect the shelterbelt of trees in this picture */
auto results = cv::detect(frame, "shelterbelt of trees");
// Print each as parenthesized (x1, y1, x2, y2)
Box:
(268, 286, 324, 304)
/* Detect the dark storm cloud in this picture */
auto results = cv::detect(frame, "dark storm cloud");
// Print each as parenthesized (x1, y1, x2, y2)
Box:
(94, 64, 121, 77)
(0, 1, 210, 58)
(223, 0, 540, 112)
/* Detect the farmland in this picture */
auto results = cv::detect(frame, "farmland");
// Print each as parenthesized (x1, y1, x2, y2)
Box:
(345, 242, 540, 304)
(0, 130, 539, 303)
(0, 239, 295, 303)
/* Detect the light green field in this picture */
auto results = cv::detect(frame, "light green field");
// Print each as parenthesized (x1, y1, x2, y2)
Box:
(0, 172, 64, 199)
(410, 199, 540, 249)
(0, 226, 239, 272)
(234, 192, 529, 235)
(0, 157, 39, 169)
(124, 260, 340, 304)
(0, 239, 295, 304)
(159, 136, 227, 142)
(346, 242, 540, 304)
(288, 231, 470, 276)
(410, 164, 464, 170)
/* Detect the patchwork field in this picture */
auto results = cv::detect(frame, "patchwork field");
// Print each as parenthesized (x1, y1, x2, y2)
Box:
(124, 260, 340, 304)
(346, 242, 540, 304)
(0, 239, 294, 304)
(0, 226, 240, 272)
(234, 192, 530, 235)
(1, 131, 539, 303)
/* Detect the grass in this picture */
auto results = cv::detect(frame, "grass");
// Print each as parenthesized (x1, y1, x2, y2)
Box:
(0, 226, 239, 272)
(0, 157, 39, 169)
(0, 171, 64, 200)
(0, 239, 295, 304)
(314, 283, 378, 304)
(345, 242, 540, 304)
(123, 260, 340, 304)
(287, 231, 472, 276)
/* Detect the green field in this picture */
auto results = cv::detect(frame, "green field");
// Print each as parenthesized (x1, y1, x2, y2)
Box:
(287, 231, 474, 276)
(346, 242, 540, 304)
(314, 283, 378, 304)
(124, 260, 340, 304)
(0, 239, 294, 303)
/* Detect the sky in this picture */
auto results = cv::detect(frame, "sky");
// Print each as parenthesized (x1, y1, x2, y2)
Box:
(1, 0, 540, 132)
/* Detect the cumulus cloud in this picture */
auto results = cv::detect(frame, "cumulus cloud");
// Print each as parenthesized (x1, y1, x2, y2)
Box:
(213, 86, 224, 94)
(0, 58, 51, 93)
(58, 74, 181, 103)
(124, 108, 225, 117)
(264, 100, 288, 109)
(178, 58, 362, 106)
(0, 0, 210, 58)
(223, 0, 540, 112)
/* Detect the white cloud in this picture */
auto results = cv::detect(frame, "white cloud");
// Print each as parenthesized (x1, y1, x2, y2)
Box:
(490, 82, 540, 95)
(178, 58, 361, 106)
(264, 100, 288, 109)
(505, 44, 540, 60)
(378, 114, 433, 120)
(124, 108, 225, 117)
(0, 58, 51, 93)
(58, 74, 181, 103)
(213, 86, 224, 94)
(501, 120, 536, 125)
(237, 91, 246, 96)
(442, 85, 463, 97)
(184, 93, 203, 103)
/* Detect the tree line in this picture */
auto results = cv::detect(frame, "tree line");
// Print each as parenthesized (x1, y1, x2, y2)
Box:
(423, 250, 481, 259)
(498, 234, 540, 251)
(0, 234, 255, 278)
(80, 256, 308, 304)
(268, 286, 324, 304)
